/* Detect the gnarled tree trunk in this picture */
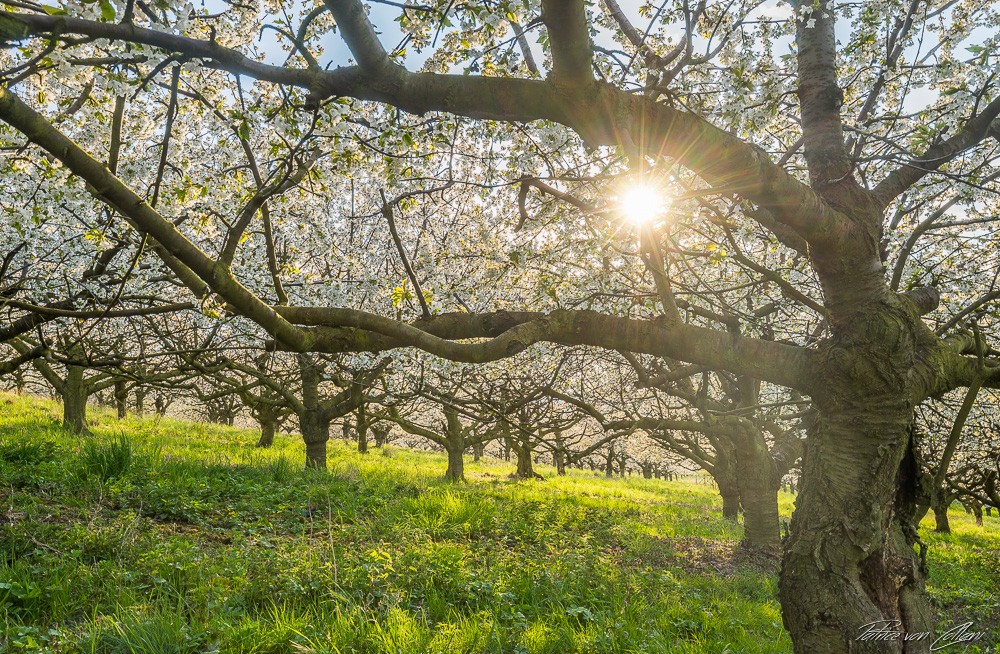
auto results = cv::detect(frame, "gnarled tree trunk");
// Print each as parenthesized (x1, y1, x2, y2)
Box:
(512, 441, 537, 479)
(780, 286, 937, 653)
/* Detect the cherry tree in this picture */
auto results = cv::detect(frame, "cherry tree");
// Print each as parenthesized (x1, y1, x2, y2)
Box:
(2, 0, 1000, 650)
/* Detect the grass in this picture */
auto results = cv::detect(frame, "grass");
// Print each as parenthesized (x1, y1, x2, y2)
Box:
(0, 392, 997, 653)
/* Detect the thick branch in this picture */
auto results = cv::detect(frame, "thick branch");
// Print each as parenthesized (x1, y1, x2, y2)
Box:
(874, 96, 1000, 206)
(540, 0, 594, 85)
(274, 306, 816, 391)
(792, 0, 851, 188)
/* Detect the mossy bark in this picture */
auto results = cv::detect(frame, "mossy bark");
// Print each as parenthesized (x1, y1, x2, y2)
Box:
(62, 364, 90, 435)
(256, 407, 278, 448)
(733, 423, 781, 548)
(301, 409, 330, 469)
(780, 291, 937, 653)
(712, 446, 740, 520)
(445, 445, 465, 482)
(932, 501, 951, 534)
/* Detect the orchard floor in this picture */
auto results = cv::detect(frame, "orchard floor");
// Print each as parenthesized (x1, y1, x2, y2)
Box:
(1, 393, 997, 653)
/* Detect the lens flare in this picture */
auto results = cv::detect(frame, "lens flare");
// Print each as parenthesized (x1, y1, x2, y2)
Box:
(618, 184, 668, 226)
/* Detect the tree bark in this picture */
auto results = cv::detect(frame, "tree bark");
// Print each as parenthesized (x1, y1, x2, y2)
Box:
(373, 423, 388, 447)
(554, 449, 566, 475)
(445, 445, 465, 482)
(134, 386, 146, 417)
(113, 380, 127, 419)
(712, 446, 741, 520)
(513, 442, 537, 479)
(733, 423, 781, 548)
(62, 364, 90, 434)
(300, 409, 331, 469)
(154, 394, 169, 416)
(356, 406, 369, 454)
(781, 402, 933, 653)
(256, 408, 278, 448)
(933, 500, 951, 534)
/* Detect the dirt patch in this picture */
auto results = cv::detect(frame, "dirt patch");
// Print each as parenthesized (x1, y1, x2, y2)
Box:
(624, 536, 780, 576)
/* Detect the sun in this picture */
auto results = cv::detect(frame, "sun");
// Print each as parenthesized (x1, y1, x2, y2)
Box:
(618, 183, 668, 226)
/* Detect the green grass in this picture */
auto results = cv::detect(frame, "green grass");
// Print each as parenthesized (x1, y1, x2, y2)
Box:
(0, 392, 997, 653)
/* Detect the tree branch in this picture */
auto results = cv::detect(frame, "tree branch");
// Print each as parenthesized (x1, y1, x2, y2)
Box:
(874, 96, 1000, 207)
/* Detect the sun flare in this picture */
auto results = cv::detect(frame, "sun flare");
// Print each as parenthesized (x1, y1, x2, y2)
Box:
(618, 184, 668, 226)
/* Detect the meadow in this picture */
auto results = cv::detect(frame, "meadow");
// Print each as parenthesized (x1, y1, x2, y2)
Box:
(1, 393, 997, 653)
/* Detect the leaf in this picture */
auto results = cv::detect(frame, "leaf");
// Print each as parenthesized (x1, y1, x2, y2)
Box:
(237, 121, 250, 141)
(99, 0, 116, 20)
(40, 5, 69, 15)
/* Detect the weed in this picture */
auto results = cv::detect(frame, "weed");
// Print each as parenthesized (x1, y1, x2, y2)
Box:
(80, 434, 134, 482)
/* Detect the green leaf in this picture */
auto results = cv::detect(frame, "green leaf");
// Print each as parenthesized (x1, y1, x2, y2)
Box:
(237, 121, 250, 141)
(99, 0, 116, 20)
(40, 5, 69, 15)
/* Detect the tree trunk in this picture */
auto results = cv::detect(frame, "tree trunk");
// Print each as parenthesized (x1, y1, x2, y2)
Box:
(373, 424, 388, 448)
(62, 365, 90, 434)
(134, 386, 146, 417)
(472, 442, 484, 462)
(780, 404, 933, 653)
(356, 407, 369, 454)
(256, 409, 278, 448)
(972, 503, 983, 526)
(604, 447, 614, 477)
(933, 500, 951, 534)
(713, 447, 741, 520)
(733, 424, 781, 548)
(257, 420, 276, 448)
(113, 380, 127, 419)
(554, 449, 566, 475)
(300, 410, 330, 469)
(154, 394, 168, 416)
(513, 443, 536, 479)
(445, 445, 465, 482)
